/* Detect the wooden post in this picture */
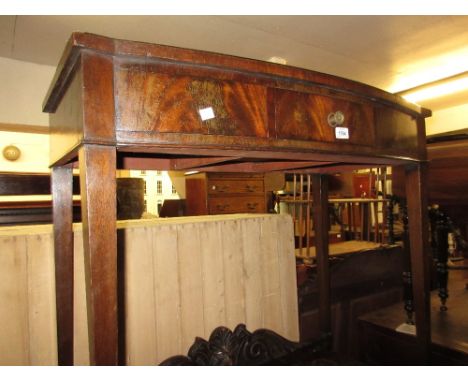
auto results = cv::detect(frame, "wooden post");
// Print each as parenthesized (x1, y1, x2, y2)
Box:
(373, 201, 379, 242)
(405, 162, 431, 364)
(366, 202, 371, 241)
(387, 197, 395, 245)
(312, 174, 331, 338)
(431, 207, 450, 312)
(79, 144, 118, 365)
(435, 215, 449, 312)
(51, 164, 74, 365)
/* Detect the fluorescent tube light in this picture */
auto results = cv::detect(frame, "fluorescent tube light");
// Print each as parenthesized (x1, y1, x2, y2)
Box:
(398, 71, 468, 104)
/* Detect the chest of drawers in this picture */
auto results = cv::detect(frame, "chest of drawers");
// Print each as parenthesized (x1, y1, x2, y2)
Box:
(185, 172, 267, 215)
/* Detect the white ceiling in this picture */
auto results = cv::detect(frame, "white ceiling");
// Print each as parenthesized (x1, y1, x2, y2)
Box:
(0, 15, 467, 110)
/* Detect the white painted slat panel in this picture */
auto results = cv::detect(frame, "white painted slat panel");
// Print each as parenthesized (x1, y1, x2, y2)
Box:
(0, 235, 30, 365)
(26, 233, 58, 365)
(177, 223, 205, 352)
(276, 215, 300, 341)
(0, 215, 299, 365)
(260, 216, 283, 335)
(152, 224, 182, 362)
(125, 227, 158, 365)
(221, 219, 246, 330)
(242, 217, 263, 332)
(199, 221, 226, 337)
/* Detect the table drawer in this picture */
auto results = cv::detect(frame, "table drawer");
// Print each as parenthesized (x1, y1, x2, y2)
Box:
(274, 88, 375, 146)
(207, 179, 264, 195)
(208, 196, 266, 214)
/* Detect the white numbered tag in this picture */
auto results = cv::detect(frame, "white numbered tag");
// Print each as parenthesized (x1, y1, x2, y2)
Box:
(199, 107, 215, 121)
(335, 127, 349, 140)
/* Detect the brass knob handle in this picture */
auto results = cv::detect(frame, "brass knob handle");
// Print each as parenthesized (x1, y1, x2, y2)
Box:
(216, 204, 229, 211)
(247, 202, 258, 210)
(327, 111, 345, 127)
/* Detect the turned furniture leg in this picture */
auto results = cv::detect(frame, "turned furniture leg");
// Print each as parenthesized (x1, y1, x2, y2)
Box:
(312, 174, 331, 342)
(52, 164, 74, 365)
(387, 196, 395, 245)
(436, 220, 449, 312)
(400, 200, 415, 325)
(405, 163, 431, 364)
(79, 144, 118, 366)
(434, 209, 450, 311)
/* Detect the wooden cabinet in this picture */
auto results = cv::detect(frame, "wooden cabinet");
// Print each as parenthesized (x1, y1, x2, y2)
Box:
(185, 173, 267, 215)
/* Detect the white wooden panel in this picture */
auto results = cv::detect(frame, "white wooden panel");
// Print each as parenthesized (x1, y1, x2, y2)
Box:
(0, 235, 30, 365)
(242, 217, 263, 332)
(260, 216, 283, 334)
(0, 215, 299, 365)
(177, 223, 205, 352)
(125, 227, 157, 365)
(221, 219, 246, 330)
(199, 221, 226, 338)
(26, 233, 58, 365)
(152, 224, 182, 362)
(276, 215, 300, 341)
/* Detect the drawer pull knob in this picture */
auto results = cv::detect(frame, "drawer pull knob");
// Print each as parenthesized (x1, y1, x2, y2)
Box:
(247, 203, 258, 210)
(216, 204, 229, 211)
(327, 111, 345, 127)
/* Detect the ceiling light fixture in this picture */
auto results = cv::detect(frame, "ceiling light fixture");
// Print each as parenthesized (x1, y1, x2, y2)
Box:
(396, 71, 468, 105)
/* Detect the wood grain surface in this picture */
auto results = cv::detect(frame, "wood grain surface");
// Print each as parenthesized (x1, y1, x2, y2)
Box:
(79, 145, 118, 365)
(115, 69, 268, 137)
(51, 166, 74, 365)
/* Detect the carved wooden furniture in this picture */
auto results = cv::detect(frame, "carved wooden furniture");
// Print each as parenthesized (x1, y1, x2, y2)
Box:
(185, 172, 266, 215)
(159, 324, 334, 366)
(43, 33, 431, 365)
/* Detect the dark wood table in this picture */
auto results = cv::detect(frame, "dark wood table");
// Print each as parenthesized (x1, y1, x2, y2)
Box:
(43, 33, 432, 365)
